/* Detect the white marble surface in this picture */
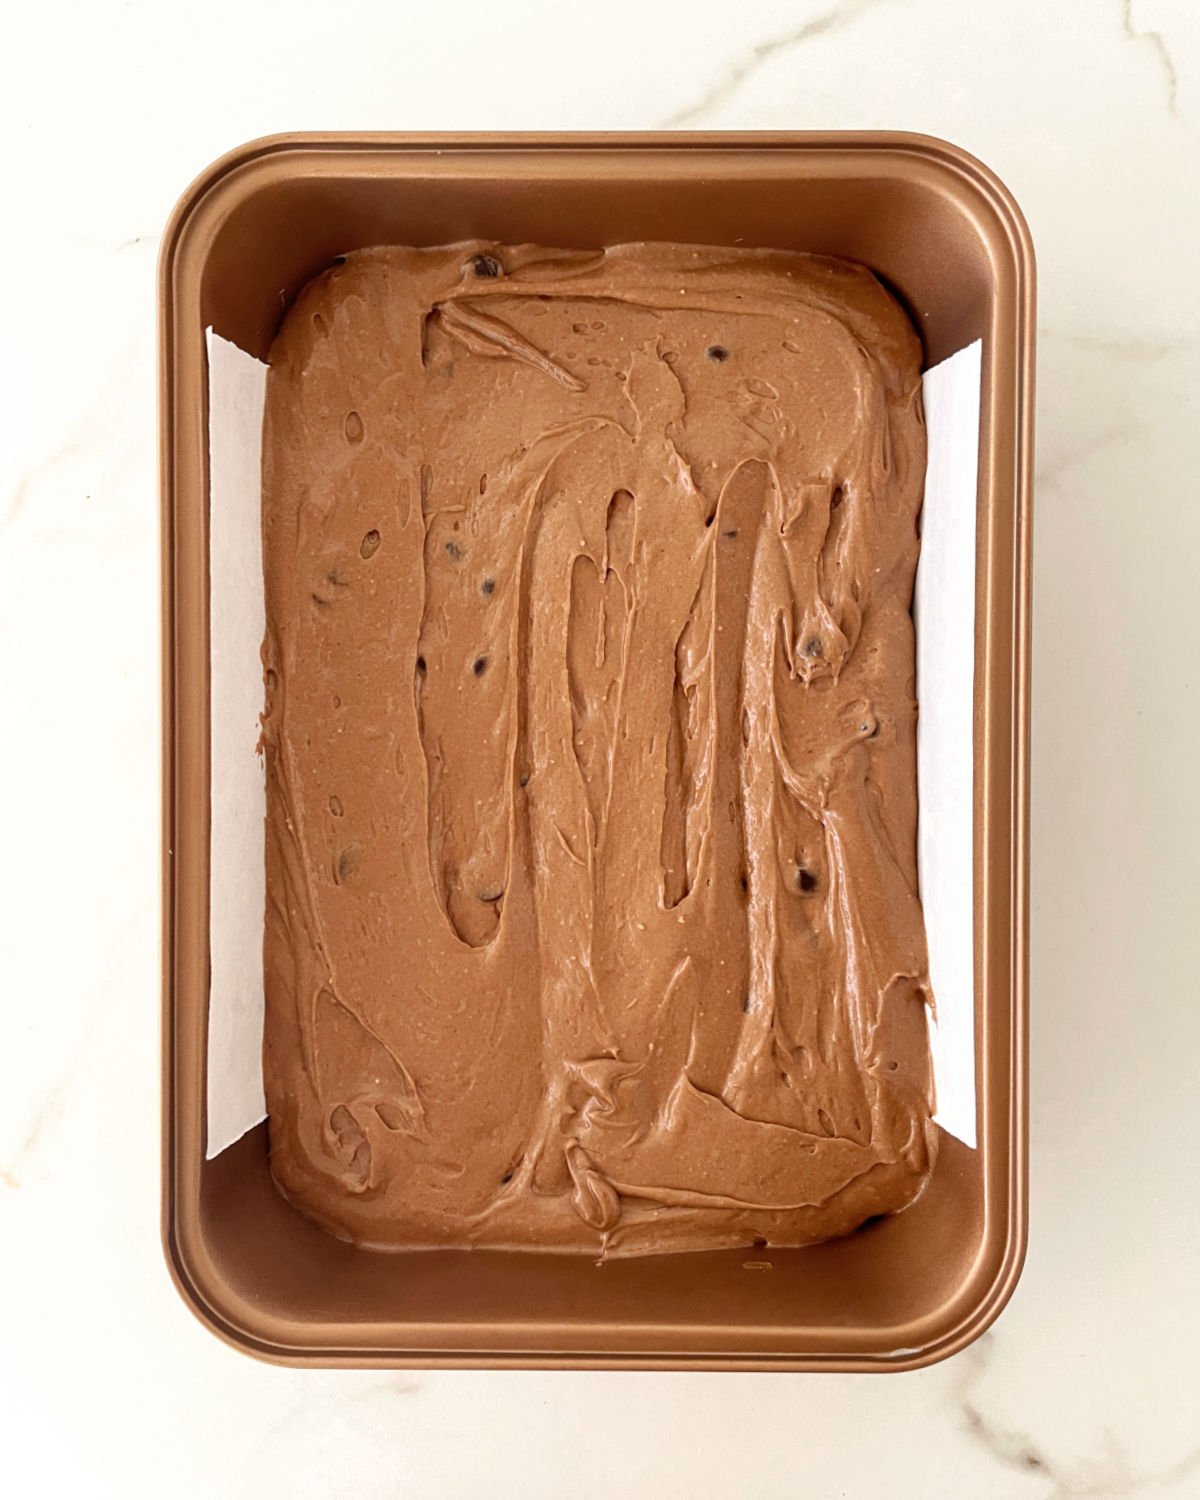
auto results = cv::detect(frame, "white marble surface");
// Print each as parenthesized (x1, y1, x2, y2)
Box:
(3, 0, 1199, 1494)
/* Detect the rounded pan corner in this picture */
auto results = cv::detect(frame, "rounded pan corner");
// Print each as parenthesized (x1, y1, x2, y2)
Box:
(157, 132, 326, 310)
(161, 1209, 317, 1369)
(862, 130, 1037, 309)
(161, 133, 307, 238)
(885, 1216, 1029, 1374)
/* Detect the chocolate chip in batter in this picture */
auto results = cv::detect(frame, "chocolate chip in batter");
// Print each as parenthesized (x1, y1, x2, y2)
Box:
(706, 344, 729, 362)
(804, 636, 824, 658)
(796, 866, 818, 894)
(472, 655, 489, 677)
(480, 576, 496, 597)
(445, 540, 463, 562)
(416, 655, 427, 675)
(470, 253, 502, 279)
(360, 528, 381, 559)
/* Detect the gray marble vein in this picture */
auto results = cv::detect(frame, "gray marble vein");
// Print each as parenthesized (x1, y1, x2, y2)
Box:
(1, 338, 141, 528)
(3, 444, 80, 529)
(957, 1336, 1051, 1483)
(1048, 330, 1200, 365)
(1120, 0, 1180, 117)
(957, 1333, 1200, 1497)
(661, 0, 891, 127)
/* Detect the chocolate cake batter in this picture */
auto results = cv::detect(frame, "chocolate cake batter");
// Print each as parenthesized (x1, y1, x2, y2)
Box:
(260, 242, 936, 1255)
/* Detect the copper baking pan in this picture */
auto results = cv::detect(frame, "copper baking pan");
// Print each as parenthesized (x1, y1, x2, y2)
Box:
(159, 132, 1033, 1370)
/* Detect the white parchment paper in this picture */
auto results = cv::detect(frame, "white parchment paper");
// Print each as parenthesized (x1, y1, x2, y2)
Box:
(915, 339, 982, 1147)
(205, 330, 268, 1157)
(204, 331, 982, 1157)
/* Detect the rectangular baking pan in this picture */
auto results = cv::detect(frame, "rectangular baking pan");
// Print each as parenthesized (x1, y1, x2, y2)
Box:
(159, 132, 1033, 1370)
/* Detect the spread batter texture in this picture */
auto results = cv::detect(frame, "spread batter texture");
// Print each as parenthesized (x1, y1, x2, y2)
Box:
(261, 242, 936, 1255)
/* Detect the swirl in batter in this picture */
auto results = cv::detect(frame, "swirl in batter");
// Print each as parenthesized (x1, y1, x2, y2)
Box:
(260, 241, 936, 1255)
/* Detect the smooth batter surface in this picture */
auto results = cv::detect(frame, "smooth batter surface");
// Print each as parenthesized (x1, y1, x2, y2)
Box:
(261, 242, 936, 1255)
